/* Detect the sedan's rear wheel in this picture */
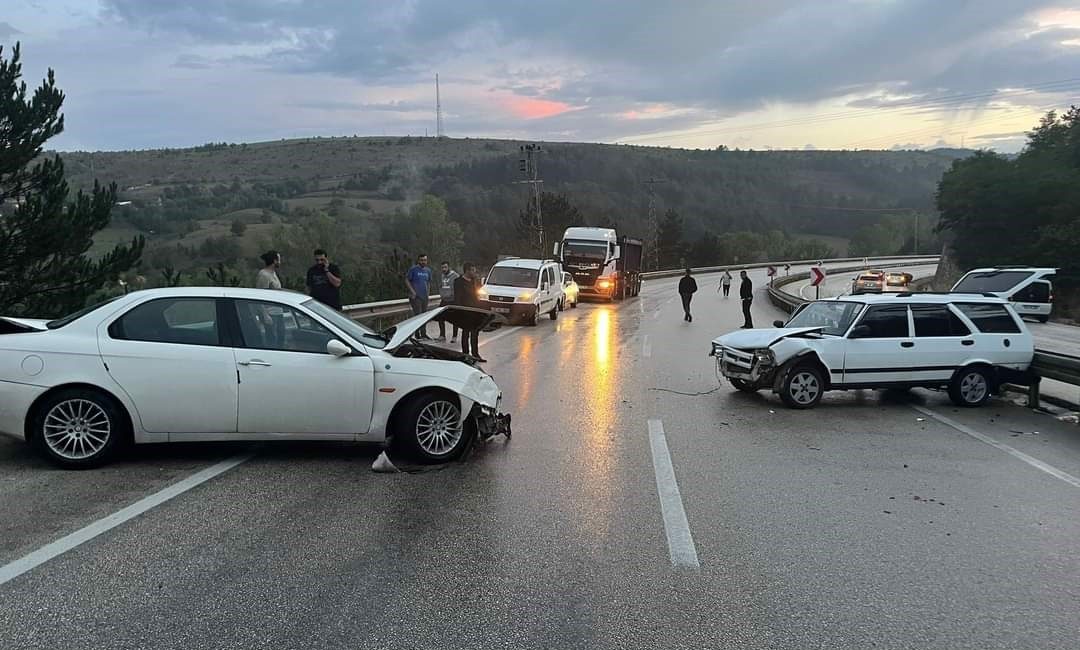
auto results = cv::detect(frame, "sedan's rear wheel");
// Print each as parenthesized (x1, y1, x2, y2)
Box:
(31, 388, 125, 469)
(779, 364, 824, 409)
(396, 392, 471, 462)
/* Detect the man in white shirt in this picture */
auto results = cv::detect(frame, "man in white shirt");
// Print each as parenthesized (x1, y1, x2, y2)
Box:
(256, 250, 282, 289)
(718, 268, 733, 298)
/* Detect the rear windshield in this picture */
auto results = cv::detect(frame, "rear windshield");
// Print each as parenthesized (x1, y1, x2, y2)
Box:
(953, 271, 1033, 293)
(486, 266, 539, 289)
(955, 303, 1022, 334)
(858, 274, 881, 281)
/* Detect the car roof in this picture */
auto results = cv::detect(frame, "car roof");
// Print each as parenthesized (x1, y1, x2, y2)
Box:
(824, 293, 1010, 305)
(491, 258, 556, 270)
(963, 267, 1057, 274)
(122, 286, 314, 306)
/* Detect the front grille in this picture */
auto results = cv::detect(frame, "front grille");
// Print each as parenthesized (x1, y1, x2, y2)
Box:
(487, 295, 514, 303)
(720, 347, 754, 371)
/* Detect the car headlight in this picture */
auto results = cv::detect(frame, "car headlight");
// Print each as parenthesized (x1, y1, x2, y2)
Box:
(516, 291, 535, 302)
(477, 288, 488, 299)
(753, 349, 775, 366)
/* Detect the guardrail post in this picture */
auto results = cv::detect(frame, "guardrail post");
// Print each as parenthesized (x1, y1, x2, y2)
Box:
(1027, 376, 1041, 409)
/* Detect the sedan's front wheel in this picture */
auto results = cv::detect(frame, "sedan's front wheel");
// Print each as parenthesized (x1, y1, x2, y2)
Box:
(31, 388, 125, 469)
(395, 392, 471, 463)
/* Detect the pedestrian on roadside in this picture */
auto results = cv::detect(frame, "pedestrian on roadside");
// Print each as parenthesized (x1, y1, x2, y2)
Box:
(718, 268, 733, 298)
(306, 249, 343, 310)
(740, 269, 754, 329)
(406, 253, 433, 339)
(437, 261, 460, 343)
(454, 262, 486, 362)
(256, 250, 282, 289)
(678, 268, 698, 322)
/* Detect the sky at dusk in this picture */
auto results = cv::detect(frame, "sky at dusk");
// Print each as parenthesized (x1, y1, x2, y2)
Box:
(3, 0, 1080, 152)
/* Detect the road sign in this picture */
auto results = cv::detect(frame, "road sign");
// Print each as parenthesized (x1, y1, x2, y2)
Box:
(810, 266, 826, 287)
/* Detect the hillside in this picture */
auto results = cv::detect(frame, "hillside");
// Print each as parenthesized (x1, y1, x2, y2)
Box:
(48, 136, 965, 302)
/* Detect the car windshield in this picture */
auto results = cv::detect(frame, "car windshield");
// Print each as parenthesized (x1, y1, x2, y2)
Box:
(785, 301, 864, 336)
(953, 271, 1034, 293)
(46, 296, 123, 329)
(303, 299, 386, 349)
(486, 266, 539, 288)
(562, 240, 608, 260)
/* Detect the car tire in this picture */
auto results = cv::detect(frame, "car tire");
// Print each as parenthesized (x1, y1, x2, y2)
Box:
(550, 304, 558, 321)
(30, 388, 126, 469)
(949, 366, 993, 407)
(730, 378, 760, 393)
(395, 391, 472, 463)
(1037, 316, 1049, 323)
(526, 307, 538, 326)
(571, 300, 578, 309)
(779, 364, 824, 409)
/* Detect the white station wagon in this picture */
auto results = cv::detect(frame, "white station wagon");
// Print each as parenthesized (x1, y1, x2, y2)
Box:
(0, 288, 510, 468)
(711, 293, 1035, 409)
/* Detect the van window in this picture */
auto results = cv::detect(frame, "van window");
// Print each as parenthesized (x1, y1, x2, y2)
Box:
(486, 266, 540, 288)
(1011, 281, 1051, 304)
(912, 305, 970, 337)
(953, 271, 1033, 293)
(955, 303, 1022, 334)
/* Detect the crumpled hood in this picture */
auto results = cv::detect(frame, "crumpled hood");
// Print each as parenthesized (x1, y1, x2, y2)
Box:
(382, 306, 501, 350)
(712, 326, 824, 350)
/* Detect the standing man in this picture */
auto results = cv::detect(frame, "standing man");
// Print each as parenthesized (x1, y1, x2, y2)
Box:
(454, 262, 485, 362)
(739, 269, 754, 329)
(437, 261, 460, 343)
(406, 253, 433, 339)
(678, 268, 698, 322)
(256, 250, 282, 289)
(306, 248, 343, 310)
(717, 268, 733, 298)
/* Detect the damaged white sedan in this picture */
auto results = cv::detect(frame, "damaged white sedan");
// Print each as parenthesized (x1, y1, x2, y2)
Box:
(0, 288, 510, 468)
(711, 294, 1034, 409)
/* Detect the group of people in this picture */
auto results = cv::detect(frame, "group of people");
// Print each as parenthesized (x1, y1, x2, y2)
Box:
(678, 267, 755, 329)
(257, 248, 343, 309)
(404, 254, 486, 361)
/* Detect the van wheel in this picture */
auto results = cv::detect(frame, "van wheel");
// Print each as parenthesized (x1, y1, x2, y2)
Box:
(549, 304, 558, 320)
(31, 388, 126, 469)
(558, 299, 565, 312)
(779, 364, 824, 409)
(949, 366, 992, 407)
(526, 308, 538, 326)
(571, 299, 578, 309)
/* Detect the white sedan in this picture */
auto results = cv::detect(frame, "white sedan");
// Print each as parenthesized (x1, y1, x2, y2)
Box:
(0, 288, 510, 469)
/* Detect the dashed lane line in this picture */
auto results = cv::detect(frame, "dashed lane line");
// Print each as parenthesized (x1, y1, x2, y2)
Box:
(647, 419, 700, 568)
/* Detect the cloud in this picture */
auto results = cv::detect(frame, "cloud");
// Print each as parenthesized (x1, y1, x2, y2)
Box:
(0, 22, 22, 39)
(499, 94, 575, 120)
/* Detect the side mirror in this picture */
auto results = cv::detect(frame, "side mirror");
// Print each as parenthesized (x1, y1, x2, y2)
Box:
(326, 339, 351, 357)
(849, 324, 872, 339)
(773, 320, 785, 328)
(552, 242, 560, 256)
(613, 245, 621, 258)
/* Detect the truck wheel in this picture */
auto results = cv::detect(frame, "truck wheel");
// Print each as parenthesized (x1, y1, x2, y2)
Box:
(779, 364, 824, 409)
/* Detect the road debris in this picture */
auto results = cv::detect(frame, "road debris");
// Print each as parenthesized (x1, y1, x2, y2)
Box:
(371, 451, 400, 473)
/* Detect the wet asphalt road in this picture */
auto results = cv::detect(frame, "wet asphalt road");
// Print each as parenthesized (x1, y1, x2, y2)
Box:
(2, 268, 1079, 649)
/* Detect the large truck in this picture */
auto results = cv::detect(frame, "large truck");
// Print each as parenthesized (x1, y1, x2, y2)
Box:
(553, 227, 643, 301)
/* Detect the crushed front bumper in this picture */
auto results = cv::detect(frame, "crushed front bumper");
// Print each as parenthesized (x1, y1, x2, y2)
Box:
(473, 404, 512, 440)
(710, 344, 776, 384)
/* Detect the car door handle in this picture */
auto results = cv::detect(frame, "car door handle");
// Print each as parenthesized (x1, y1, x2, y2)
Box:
(900, 342, 914, 348)
(961, 340, 975, 346)
(238, 360, 272, 367)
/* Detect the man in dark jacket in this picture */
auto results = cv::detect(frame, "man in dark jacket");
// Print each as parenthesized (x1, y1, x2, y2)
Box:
(739, 270, 754, 328)
(453, 262, 486, 362)
(678, 268, 698, 322)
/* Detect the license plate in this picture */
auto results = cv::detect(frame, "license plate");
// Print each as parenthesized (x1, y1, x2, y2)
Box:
(493, 307, 510, 314)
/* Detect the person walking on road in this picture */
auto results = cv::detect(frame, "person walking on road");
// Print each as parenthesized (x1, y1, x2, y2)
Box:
(454, 262, 485, 362)
(739, 270, 754, 329)
(437, 261, 460, 343)
(256, 250, 282, 289)
(718, 268, 733, 298)
(406, 253, 433, 339)
(305, 248, 343, 310)
(678, 268, 698, 322)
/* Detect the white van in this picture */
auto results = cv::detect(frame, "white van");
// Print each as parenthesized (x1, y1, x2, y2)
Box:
(478, 258, 565, 326)
(951, 267, 1057, 323)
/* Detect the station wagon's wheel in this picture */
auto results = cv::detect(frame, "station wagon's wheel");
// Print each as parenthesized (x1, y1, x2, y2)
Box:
(31, 388, 125, 469)
(779, 364, 824, 409)
(396, 392, 471, 462)
(730, 378, 760, 393)
(949, 366, 992, 407)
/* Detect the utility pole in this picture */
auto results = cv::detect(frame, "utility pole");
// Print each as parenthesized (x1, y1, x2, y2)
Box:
(914, 210, 919, 254)
(516, 144, 545, 256)
(643, 178, 666, 271)
(435, 74, 444, 138)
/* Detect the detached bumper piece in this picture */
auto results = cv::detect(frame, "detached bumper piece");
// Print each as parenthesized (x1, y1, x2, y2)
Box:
(475, 408, 512, 440)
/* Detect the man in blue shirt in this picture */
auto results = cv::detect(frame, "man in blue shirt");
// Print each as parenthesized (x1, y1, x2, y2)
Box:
(405, 253, 433, 339)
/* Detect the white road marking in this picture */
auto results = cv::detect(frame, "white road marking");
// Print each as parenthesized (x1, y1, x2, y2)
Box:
(478, 327, 518, 348)
(0, 452, 254, 586)
(914, 405, 1080, 489)
(647, 420, 700, 568)
(642, 335, 652, 358)
(640, 298, 645, 314)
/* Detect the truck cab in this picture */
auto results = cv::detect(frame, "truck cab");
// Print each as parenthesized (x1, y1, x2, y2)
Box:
(554, 227, 642, 301)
